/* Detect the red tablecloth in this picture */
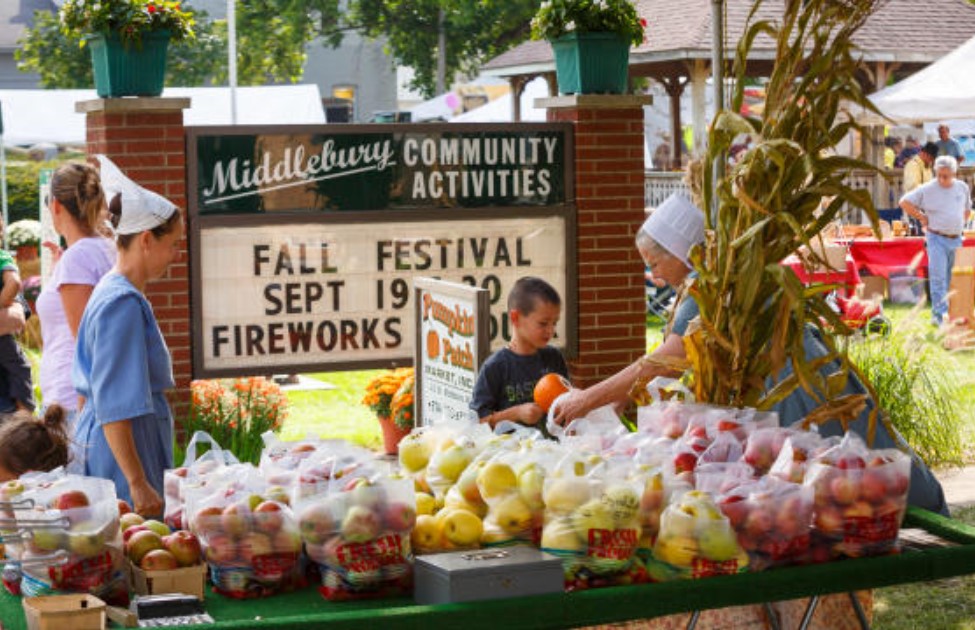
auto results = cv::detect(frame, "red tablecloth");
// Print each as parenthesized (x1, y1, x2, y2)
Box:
(848, 236, 975, 279)
(782, 254, 860, 297)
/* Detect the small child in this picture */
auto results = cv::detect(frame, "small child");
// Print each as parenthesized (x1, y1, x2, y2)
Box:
(470, 276, 570, 434)
(0, 248, 34, 412)
(0, 405, 70, 481)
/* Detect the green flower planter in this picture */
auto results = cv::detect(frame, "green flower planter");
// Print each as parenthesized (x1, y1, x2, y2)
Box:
(88, 30, 171, 98)
(551, 31, 630, 95)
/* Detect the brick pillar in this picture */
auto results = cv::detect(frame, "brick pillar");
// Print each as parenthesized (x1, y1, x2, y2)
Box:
(76, 98, 193, 417)
(540, 95, 652, 386)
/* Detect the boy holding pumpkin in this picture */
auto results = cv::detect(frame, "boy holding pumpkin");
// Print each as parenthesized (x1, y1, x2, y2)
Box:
(470, 276, 570, 435)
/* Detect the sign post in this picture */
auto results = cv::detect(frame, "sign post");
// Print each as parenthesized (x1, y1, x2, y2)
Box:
(413, 277, 489, 426)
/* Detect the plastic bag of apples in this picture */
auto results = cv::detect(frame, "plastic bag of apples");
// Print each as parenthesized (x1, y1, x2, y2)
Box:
(163, 431, 239, 531)
(6, 472, 128, 605)
(648, 490, 748, 581)
(717, 476, 814, 571)
(805, 433, 911, 560)
(540, 454, 643, 591)
(185, 464, 305, 599)
(298, 475, 415, 601)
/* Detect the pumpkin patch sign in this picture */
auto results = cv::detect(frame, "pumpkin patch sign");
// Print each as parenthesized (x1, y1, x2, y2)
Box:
(413, 277, 490, 425)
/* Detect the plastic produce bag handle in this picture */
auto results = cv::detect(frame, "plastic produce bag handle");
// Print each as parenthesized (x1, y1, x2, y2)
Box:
(646, 376, 694, 403)
(182, 430, 239, 467)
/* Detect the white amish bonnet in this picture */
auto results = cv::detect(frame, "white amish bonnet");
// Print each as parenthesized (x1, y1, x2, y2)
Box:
(96, 155, 178, 236)
(638, 193, 705, 268)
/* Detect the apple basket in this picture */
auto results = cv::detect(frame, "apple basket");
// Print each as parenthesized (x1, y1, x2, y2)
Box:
(297, 476, 415, 601)
(805, 434, 911, 560)
(184, 465, 305, 599)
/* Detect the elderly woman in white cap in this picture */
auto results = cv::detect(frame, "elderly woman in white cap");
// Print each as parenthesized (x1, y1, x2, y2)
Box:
(552, 194, 704, 421)
(553, 194, 949, 515)
(71, 156, 183, 516)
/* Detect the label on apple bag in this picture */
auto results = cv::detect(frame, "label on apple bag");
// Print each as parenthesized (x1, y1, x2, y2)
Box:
(690, 556, 743, 579)
(333, 533, 409, 573)
(49, 550, 113, 591)
(252, 552, 300, 583)
(843, 513, 900, 545)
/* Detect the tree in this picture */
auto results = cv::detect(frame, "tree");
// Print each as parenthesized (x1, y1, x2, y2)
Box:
(344, 0, 537, 97)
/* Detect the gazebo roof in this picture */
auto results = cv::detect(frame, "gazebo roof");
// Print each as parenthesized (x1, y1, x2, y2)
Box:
(483, 0, 975, 78)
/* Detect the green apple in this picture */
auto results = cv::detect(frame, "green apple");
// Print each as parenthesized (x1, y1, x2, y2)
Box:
(697, 523, 741, 562)
(570, 499, 614, 541)
(68, 523, 106, 558)
(142, 519, 171, 537)
(31, 528, 66, 552)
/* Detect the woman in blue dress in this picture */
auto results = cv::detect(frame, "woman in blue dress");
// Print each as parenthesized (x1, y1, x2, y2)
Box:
(72, 156, 183, 516)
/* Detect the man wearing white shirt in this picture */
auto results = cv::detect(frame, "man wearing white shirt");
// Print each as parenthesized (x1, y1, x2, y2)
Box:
(900, 155, 973, 325)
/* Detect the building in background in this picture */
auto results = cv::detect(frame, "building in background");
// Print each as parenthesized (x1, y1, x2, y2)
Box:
(0, 0, 55, 88)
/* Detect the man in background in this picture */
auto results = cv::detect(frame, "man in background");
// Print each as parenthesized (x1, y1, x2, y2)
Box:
(935, 124, 965, 164)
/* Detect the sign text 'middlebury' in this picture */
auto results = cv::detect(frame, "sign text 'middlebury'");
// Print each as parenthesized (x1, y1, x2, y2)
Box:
(194, 128, 567, 214)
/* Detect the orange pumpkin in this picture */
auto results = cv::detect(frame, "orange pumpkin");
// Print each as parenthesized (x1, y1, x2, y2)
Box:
(533, 373, 571, 412)
(426, 330, 440, 359)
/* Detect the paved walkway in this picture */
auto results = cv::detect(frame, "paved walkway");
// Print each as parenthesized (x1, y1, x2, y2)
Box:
(937, 465, 975, 510)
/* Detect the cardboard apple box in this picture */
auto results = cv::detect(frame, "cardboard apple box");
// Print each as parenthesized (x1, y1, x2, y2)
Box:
(22, 594, 106, 630)
(128, 559, 207, 600)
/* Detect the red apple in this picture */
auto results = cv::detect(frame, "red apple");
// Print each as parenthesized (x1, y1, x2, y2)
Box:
(163, 530, 201, 567)
(888, 470, 910, 496)
(774, 507, 804, 539)
(814, 506, 844, 536)
(382, 502, 416, 532)
(743, 507, 773, 539)
(165, 507, 185, 531)
(126, 530, 164, 565)
(54, 490, 90, 511)
(744, 443, 773, 471)
(836, 455, 866, 470)
(673, 452, 698, 475)
(253, 501, 285, 534)
(843, 500, 874, 521)
(686, 425, 708, 439)
(120, 512, 145, 533)
(272, 530, 302, 555)
(140, 549, 178, 571)
(205, 533, 239, 565)
(290, 443, 316, 456)
(719, 495, 749, 529)
(829, 476, 859, 506)
(123, 524, 149, 544)
(117, 499, 132, 516)
(221, 503, 251, 538)
(239, 532, 273, 564)
(860, 470, 888, 504)
(192, 506, 224, 536)
(341, 505, 380, 543)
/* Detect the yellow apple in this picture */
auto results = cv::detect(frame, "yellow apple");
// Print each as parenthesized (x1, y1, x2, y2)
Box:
(411, 514, 440, 551)
(540, 518, 584, 552)
(415, 492, 436, 516)
(434, 445, 472, 483)
(543, 478, 591, 513)
(479, 521, 511, 545)
(492, 496, 533, 533)
(517, 465, 545, 510)
(442, 510, 483, 547)
(477, 462, 517, 500)
(444, 489, 488, 518)
(697, 523, 740, 562)
(654, 535, 699, 567)
(601, 484, 640, 526)
(398, 434, 432, 473)
(456, 463, 486, 505)
(570, 500, 615, 541)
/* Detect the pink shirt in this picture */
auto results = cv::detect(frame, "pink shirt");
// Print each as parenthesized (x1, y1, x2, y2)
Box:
(36, 236, 116, 410)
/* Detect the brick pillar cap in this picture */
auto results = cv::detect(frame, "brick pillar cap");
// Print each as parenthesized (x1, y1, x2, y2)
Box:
(76, 97, 192, 114)
(536, 94, 653, 110)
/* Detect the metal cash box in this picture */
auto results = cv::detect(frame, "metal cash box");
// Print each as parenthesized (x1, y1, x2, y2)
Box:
(414, 546, 564, 605)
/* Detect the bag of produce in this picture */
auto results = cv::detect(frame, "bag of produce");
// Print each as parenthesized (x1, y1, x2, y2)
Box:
(693, 462, 755, 496)
(298, 475, 414, 601)
(718, 476, 813, 571)
(540, 454, 642, 591)
(185, 464, 304, 598)
(630, 466, 691, 552)
(805, 433, 911, 560)
(164, 431, 239, 530)
(649, 490, 748, 581)
(11, 474, 127, 605)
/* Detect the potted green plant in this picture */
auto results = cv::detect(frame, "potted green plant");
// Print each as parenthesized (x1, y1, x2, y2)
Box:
(530, 0, 646, 95)
(59, 0, 195, 98)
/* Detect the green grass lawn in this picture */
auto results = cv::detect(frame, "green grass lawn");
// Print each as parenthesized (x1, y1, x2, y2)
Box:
(278, 370, 383, 450)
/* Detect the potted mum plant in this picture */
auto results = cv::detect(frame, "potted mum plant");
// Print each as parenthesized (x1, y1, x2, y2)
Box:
(6, 219, 42, 262)
(59, 0, 195, 98)
(530, 0, 646, 95)
(362, 368, 414, 454)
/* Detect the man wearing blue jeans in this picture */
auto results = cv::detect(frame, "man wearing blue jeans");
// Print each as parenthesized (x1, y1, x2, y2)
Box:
(900, 155, 973, 325)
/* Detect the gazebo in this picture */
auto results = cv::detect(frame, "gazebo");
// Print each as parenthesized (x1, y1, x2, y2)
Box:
(483, 0, 975, 173)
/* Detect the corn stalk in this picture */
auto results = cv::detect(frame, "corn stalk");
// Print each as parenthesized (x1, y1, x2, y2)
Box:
(686, 0, 887, 434)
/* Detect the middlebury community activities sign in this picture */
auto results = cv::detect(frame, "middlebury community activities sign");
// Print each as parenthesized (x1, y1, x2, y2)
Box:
(187, 124, 576, 378)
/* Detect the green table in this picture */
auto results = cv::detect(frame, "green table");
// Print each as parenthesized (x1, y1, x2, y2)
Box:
(2, 508, 973, 630)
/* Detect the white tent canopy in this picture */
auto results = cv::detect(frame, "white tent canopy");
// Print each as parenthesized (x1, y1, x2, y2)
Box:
(0, 85, 326, 146)
(449, 77, 551, 123)
(869, 34, 975, 124)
